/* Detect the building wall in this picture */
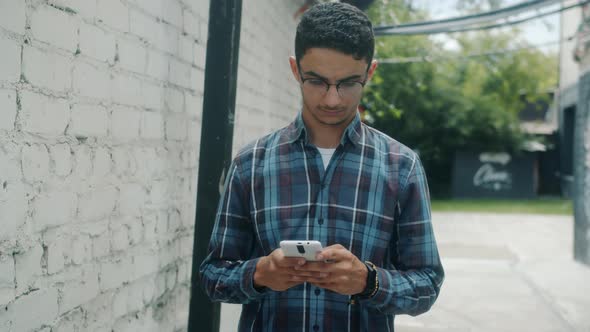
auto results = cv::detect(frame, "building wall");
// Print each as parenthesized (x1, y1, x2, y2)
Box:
(574, 3, 590, 266)
(560, 0, 582, 95)
(0, 0, 303, 330)
(575, 68, 590, 266)
(233, 2, 302, 152)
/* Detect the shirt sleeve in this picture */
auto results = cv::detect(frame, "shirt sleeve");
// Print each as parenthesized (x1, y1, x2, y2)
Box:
(359, 153, 445, 315)
(198, 160, 267, 304)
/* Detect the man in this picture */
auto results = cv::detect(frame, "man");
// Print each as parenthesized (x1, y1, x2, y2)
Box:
(200, 3, 444, 331)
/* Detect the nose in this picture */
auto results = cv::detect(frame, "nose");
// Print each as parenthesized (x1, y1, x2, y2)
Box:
(323, 84, 341, 107)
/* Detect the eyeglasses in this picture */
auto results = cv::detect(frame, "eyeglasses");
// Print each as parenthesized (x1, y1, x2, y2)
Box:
(299, 73, 366, 99)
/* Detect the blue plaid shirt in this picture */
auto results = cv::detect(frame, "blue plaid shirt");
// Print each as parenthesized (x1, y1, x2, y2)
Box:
(200, 113, 444, 331)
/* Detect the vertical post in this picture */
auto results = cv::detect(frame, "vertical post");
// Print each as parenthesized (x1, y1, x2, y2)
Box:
(188, 1, 243, 331)
(573, 4, 590, 266)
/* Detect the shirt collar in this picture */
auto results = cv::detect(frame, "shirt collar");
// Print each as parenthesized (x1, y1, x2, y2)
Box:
(285, 111, 362, 147)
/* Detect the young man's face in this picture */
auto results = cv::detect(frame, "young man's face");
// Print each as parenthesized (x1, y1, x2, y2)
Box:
(289, 48, 377, 132)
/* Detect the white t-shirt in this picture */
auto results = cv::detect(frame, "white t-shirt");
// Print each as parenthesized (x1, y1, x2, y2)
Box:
(316, 147, 336, 170)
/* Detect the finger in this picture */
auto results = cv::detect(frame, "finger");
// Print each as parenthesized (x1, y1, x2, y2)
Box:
(277, 257, 306, 268)
(316, 247, 351, 261)
(293, 271, 329, 279)
(294, 261, 331, 272)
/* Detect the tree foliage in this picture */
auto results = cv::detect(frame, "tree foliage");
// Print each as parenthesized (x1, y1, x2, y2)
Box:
(363, 0, 558, 196)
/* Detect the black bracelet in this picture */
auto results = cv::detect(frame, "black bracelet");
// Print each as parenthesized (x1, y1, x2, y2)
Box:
(349, 261, 379, 305)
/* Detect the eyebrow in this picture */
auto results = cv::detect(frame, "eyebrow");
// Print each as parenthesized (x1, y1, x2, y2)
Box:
(302, 70, 363, 82)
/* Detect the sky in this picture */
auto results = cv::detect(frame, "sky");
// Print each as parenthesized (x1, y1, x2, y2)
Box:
(395, 0, 562, 53)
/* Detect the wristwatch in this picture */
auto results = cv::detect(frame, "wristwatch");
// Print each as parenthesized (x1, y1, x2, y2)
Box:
(350, 261, 379, 304)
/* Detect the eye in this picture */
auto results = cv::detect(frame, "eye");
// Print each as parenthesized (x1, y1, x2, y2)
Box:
(305, 79, 326, 87)
(339, 81, 360, 89)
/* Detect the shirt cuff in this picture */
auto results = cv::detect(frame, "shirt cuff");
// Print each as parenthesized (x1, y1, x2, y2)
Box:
(241, 257, 267, 300)
(358, 267, 391, 307)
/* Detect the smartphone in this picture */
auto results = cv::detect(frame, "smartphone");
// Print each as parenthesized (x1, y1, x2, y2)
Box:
(280, 240, 323, 261)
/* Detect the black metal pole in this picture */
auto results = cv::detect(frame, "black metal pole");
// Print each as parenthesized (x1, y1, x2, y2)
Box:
(188, 1, 243, 331)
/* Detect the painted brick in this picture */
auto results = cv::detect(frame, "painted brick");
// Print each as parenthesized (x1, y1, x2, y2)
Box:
(99, 257, 131, 291)
(193, 43, 207, 70)
(146, 49, 169, 80)
(49, 143, 72, 177)
(0, 143, 21, 182)
(111, 73, 142, 106)
(165, 87, 184, 113)
(14, 245, 43, 295)
(96, 0, 129, 32)
(93, 147, 112, 178)
(185, 92, 203, 117)
(78, 187, 118, 222)
(129, 10, 160, 47)
(127, 217, 143, 246)
(70, 144, 92, 181)
(46, 238, 65, 275)
(21, 143, 50, 183)
(69, 104, 109, 137)
(23, 46, 72, 92)
(127, 0, 161, 19)
(117, 38, 147, 73)
(140, 111, 164, 139)
(32, 190, 77, 230)
(0, 36, 21, 83)
(119, 183, 146, 216)
(48, 0, 97, 20)
(111, 106, 141, 140)
(19, 91, 69, 135)
(132, 253, 159, 279)
(79, 23, 117, 63)
(5, 288, 58, 332)
(0, 89, 16, 131)
(0, 254, 15, 305)
(92, 232, 111, 259)
(112, 287, 127, 318)
(73, 61, 111, 100)
(0, 0, 26, 34)
(183, 10, 199, 38)
(162, 1, 182, 28)
(169, 59, 191, 88)
(30, 5, 78, 52)
(142, 81, 163, 110)
(110, 220, 128, 252)
(112, 147, 136, 176)
(68, 235, 92, 265)
(165, 114, 188, 141)
(178, 35, 194, 64)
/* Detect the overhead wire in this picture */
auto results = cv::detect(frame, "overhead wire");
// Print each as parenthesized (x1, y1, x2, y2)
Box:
(373, 0, 570, 35)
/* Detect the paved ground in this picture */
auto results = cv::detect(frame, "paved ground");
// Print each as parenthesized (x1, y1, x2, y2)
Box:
(219, 212, 590, 332)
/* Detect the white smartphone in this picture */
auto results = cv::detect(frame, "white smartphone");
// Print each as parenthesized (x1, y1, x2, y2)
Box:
(280, 240, 323, 261)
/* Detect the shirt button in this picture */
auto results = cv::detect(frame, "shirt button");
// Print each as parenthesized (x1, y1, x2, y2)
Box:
(313, 325, 319, 332)
(315, 288, 321, 296)
(317, 219, 324, 225)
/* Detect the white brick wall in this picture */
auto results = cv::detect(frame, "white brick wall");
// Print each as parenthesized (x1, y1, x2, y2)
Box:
(0, 0, 304, 331)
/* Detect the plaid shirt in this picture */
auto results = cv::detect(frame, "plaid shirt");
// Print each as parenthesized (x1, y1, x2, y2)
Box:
(200, 113, 444, 332)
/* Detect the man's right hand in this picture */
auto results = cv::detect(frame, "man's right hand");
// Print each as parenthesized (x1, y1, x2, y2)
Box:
(253, 249, 323, 291)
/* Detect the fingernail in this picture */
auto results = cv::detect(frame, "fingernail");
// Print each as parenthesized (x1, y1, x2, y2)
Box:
(298, 260, 305, 265)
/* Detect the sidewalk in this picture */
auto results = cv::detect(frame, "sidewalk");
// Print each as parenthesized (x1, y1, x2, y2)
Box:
(220, 212, 590, 331)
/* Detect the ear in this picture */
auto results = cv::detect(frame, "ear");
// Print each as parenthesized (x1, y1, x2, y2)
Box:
(289, 56, 301, 83)
(366, 60, 378, 82)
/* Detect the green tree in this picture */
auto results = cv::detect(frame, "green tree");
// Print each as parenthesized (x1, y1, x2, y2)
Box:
(363, 0, 558, 196)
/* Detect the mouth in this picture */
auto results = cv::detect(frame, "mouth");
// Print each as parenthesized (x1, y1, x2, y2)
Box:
(319, 109, 344, 116)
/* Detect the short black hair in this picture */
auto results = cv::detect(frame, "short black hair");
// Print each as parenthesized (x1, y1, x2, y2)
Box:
(295, 2, 375, 67)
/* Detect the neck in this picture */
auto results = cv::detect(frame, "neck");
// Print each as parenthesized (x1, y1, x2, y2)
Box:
(301, 113, 352, 148)
(310, 127, 343, 148)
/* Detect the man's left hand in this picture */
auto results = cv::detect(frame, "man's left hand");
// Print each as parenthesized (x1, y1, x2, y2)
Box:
(292, 244, 368, 295)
